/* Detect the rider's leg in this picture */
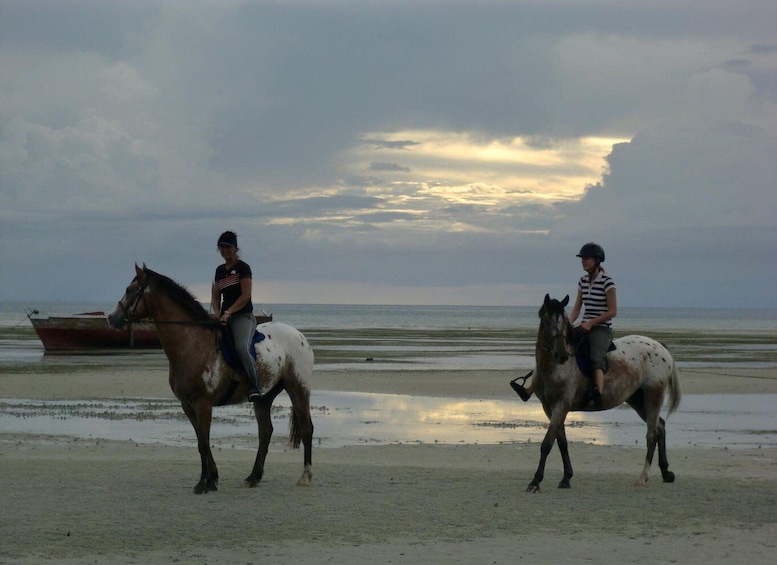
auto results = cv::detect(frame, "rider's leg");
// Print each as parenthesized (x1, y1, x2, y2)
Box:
(231, 313, 262, 400)
(593, 368, 604, 394)
(588, 326, 612, 404)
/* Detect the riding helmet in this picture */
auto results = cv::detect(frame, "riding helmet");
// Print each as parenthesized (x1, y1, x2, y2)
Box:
(217, 231, 238, 248)
(576, 242, 605, 262)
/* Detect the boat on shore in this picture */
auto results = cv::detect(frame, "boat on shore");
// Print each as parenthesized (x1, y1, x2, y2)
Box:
(27, 310, 272, 353)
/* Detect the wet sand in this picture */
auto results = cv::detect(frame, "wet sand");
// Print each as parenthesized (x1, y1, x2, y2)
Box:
(2, 366, 777, 564)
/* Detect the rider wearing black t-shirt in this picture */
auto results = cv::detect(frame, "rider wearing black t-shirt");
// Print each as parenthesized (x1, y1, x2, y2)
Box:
(211, 231, 262, 401)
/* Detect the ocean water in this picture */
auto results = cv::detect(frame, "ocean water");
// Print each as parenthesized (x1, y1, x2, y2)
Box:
(4, 301, 777, 330)
(2, 301, 776, 369)
(2, 301, 776, 449)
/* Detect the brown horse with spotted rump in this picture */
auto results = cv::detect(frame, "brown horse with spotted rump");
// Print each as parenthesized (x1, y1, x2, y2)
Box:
(108, 265, 314, 494)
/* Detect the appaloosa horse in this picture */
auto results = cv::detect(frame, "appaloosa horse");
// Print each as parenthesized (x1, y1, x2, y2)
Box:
(108, 265, 314, 494)
(525, 294, 681, 492)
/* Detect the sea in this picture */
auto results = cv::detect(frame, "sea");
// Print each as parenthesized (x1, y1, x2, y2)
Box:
(2, 301, 776, 368)
(2, 302, 776, 450)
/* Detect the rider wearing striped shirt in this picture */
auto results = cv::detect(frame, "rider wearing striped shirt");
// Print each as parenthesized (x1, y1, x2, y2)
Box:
(513, 242, 617, 405)
(570, 242, 617, 405)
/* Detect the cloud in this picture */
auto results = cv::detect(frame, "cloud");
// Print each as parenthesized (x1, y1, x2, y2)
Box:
(1, 1, 777, 307)
(368, 162, 411, 173)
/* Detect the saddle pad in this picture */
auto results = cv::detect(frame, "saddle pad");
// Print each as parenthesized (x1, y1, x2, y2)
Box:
(221, 330, 265, 369)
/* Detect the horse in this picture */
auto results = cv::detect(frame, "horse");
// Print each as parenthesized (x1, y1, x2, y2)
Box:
(524, 294, 681, 493)
(108, 264, 314, 494)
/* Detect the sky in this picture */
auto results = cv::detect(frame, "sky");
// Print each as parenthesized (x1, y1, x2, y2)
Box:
(1, 0, 776, 308)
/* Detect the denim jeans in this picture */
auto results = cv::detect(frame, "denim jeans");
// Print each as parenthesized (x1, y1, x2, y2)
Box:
(229, 312, 260, 390)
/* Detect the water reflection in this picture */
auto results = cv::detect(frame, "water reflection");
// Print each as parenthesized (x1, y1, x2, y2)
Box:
(1, 393, 774, 450)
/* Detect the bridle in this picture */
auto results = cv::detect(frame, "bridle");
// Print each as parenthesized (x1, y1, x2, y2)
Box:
(115, 277, 151, 323)
(539, 312, 570, 353)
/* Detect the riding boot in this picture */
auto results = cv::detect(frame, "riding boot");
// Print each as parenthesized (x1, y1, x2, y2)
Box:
(247, 378, 262, 403)
(590, 385, 602, 406)
(510, 382, 532, 402)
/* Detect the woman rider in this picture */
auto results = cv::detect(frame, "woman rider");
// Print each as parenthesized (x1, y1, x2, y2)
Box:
(211, 231, 263, 402)
(513, 242, 617, 405)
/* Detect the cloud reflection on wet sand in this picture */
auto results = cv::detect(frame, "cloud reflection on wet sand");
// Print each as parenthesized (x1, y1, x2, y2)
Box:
(1, 392, 774, 450)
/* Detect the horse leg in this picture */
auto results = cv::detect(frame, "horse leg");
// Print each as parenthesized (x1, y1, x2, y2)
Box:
(244, 393, 276, 488)
(527, 411, 566, 493)
(181, 400, 218, 494)
(631, 389, 664, 487)
(288, 386, 314, 486)
(656, 417, 675, 483)
(557, 424, 574, 489)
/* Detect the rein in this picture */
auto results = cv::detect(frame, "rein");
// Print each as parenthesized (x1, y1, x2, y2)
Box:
(117, 277, 221, 329)
(153, 320, 222, 327)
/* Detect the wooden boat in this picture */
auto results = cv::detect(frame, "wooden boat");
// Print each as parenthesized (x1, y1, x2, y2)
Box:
(27, 310, 273, 352)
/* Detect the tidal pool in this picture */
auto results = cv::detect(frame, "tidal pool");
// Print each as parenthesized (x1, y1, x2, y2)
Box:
(1, 393, 774, 451)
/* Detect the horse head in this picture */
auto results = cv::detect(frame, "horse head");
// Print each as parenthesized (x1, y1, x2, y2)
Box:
(109, 264, 212, 330)
(108, 264, 152, 329)
(538, 293, 572, 364)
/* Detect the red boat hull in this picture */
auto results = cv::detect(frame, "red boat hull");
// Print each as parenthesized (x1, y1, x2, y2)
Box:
(29, 313, 159, 351)
(28, 311, 273, 352)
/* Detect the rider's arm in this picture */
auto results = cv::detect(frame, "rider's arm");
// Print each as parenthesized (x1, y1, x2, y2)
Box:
(210, 283, 221, 317)
(569, 288, 583, 324)
(225, 277, 252, 316)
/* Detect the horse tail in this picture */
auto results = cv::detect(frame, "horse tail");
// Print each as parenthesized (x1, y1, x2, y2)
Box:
(289, 408, 303, 449)
(666, 360, 682, 416)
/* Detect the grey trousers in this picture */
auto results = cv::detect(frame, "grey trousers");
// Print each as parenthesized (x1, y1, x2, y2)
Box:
(588, 325, 613, 373)
(229, 312, 260, 390)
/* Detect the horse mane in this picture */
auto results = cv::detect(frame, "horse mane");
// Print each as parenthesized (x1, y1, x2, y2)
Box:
(145, 268, 212, 323)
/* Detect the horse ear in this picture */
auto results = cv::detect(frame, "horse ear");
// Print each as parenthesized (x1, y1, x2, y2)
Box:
(561, 295, 569, 307)
(135, 263, 143, 277)
(544, 293, 550, 306)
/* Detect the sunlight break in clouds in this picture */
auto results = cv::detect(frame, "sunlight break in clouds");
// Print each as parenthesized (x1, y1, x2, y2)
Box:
(350, 130, 627, 207)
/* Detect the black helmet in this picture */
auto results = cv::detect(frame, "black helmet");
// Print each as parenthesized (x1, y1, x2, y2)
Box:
(576, 242, 605, 262)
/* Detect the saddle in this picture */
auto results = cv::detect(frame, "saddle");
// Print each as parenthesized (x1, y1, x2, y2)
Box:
(572, 328, 616, 379)
(220, 325, 265, 370)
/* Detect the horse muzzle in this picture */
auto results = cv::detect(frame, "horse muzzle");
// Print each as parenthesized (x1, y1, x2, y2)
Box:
(553, 350, 569, 364)
(107, 307, 127, 329)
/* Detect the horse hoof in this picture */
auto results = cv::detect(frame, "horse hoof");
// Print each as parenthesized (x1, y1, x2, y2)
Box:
(662, 471, 676, 483)
(558, 481, 571, 489)
(526, 484, 541, 494)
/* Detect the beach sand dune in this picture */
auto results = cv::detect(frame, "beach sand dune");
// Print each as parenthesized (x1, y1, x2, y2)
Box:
(2, 367, 777, 564)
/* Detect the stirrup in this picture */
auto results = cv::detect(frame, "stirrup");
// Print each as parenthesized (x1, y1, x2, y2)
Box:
(510, 382, 531, 402)
(510, 370, 533, 402)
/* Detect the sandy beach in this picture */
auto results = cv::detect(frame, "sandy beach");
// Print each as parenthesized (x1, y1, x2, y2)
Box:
(2, 365, 777, 564)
